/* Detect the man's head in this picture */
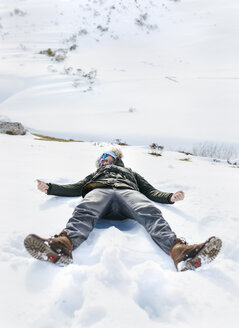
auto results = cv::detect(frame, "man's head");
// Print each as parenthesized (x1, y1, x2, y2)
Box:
(96, 148, 124, 168)
(98, 151, 117, 166)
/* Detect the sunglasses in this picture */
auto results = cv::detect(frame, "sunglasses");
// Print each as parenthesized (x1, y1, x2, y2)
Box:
(98, 152, 117, 165)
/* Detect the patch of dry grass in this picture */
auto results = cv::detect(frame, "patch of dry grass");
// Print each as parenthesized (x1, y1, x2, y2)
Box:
(32, 133, 83, 142)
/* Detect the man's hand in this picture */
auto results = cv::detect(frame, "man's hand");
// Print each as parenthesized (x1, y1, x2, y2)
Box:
(170, 190, 184, 202)
(37, 179, 49, 194)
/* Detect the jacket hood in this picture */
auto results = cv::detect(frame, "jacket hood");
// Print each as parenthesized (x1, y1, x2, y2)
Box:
(96, 148, 125, 168)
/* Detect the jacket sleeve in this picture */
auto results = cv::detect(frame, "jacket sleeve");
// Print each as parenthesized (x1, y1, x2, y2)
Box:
(134, 172, 174, 204)
(46, 172, 95, 197)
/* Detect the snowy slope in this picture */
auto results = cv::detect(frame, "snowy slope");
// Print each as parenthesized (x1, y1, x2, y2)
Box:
(0, 1, 239, 327)
(0, 0, 239, 147)
(0, 133, 238, 328)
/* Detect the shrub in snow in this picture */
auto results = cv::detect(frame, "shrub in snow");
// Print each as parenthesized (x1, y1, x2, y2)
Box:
(135, 13, 157, 32)
(114, 138, 128, 146)
(0, 121, 26, 135)
(192, 141, 238, 161)
(78, 29, 88, 36)
(227, 158, 239, 166)
(149, 143, 164, 156)
(69, 44, 77, 51)
(128, 107, 136, 113)
(39, 48, 57, 58)
(135, 13, 148, 26)
(39, 48, 67, 62)
(10, 9, 27, 17)
(177, 150, 193, 156)
(179, 157, 191, 162)
(97, 25, 109, 32)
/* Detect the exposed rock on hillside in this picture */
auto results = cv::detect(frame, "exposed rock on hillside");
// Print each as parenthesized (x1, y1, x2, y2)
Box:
(0, 121, 26, 135)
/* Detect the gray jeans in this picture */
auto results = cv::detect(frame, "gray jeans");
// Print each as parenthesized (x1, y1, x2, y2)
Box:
(64, 188, 176, 255)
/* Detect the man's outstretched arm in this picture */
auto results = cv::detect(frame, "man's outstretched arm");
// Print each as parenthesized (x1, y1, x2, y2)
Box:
(135, 172, 184, 204)
(36, 172, 95, 197)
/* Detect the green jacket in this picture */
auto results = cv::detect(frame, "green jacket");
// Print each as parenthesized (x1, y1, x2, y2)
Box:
(47, 157, 174, 204)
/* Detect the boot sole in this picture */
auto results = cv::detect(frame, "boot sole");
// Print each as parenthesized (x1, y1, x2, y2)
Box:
(24, 234, 73, 266)
(179, 237, 222, 272)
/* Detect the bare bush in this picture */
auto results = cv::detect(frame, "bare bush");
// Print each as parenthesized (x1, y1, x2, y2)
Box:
(192, 141, 238, 160)
(10, 9, 27, 17)
(39, 48, 67, 62)
(114, 139, 128, 146)
(149, 143, 164, 156)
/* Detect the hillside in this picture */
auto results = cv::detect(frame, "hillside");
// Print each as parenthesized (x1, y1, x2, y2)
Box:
(0, 0, 238, 146)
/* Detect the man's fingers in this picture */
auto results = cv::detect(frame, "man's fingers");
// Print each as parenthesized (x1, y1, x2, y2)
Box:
(39, 185, 47, 190)
(37, 179, 45, 186)
(176, 191, 184, 198)
(36, 179, 49, 193)
(37, 180, 43, 188)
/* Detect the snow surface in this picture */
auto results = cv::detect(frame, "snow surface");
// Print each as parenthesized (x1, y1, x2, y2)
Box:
(0, 133, 239, 328)
(0, 0, 239, 327)
(0, 0, 239, 148)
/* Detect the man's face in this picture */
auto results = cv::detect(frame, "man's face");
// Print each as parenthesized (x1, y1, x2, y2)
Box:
(101, 155, 115, 166)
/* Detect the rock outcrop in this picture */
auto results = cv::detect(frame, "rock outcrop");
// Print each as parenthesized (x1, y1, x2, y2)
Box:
(0, 121, 27, 135)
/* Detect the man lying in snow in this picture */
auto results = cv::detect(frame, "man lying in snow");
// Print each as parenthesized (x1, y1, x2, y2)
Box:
(24, 149, 222, 271)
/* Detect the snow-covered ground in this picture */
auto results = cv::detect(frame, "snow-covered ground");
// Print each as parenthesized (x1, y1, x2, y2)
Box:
(0, 0, 239, 148)
(0, 0, 239, 327)
(0, 133, 238, 328)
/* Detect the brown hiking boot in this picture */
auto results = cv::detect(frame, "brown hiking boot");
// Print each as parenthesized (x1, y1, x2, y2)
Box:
(169, 236, 222, 271)
(24, 231, 73, 266)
